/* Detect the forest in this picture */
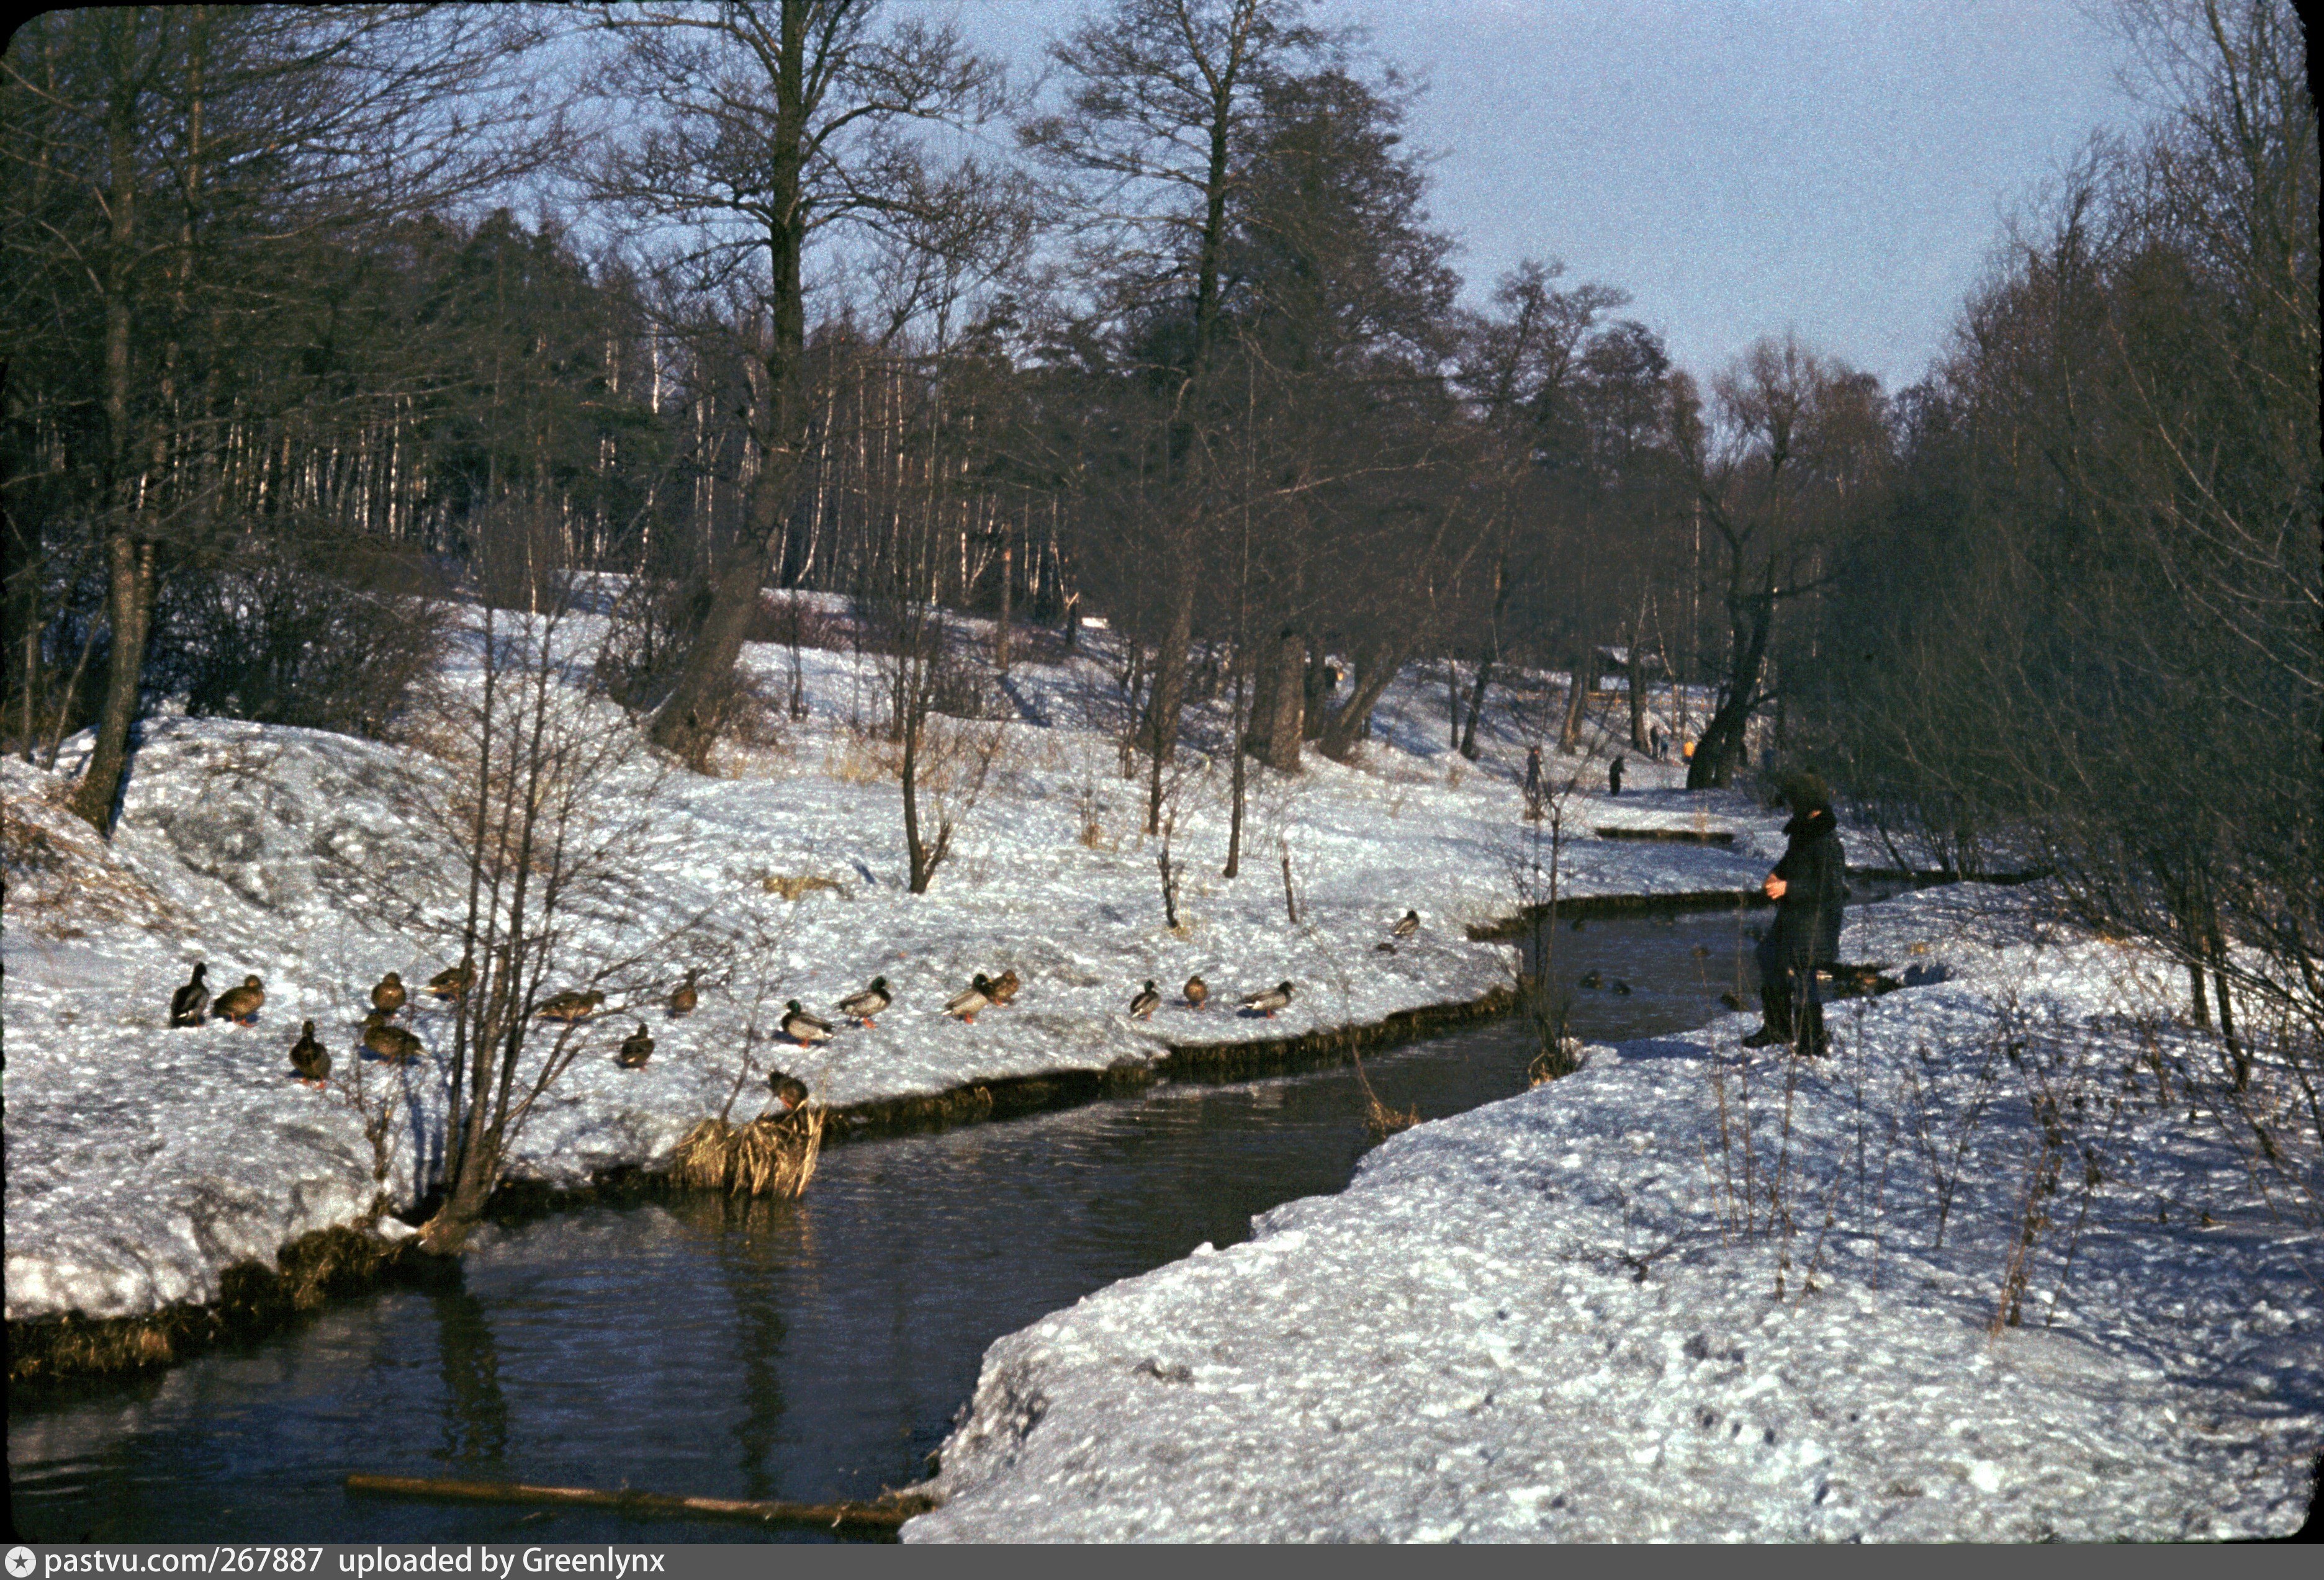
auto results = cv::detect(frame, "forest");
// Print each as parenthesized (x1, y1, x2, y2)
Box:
(3, 0, 2316, 1092)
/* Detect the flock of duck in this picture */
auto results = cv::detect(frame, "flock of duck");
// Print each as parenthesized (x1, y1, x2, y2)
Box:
(160, 909, 1427, 1096)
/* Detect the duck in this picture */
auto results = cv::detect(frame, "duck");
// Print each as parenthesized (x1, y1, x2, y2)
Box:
(1718, 991, 1745, 1012)
(618, 1023, 655, 1069)
(1390, 909, 1420, 938)
(426, 956, 476, 1000)
(362, 1011, 425, 1064)
(767, 1071, 811, 1114)
(1579, 970, 1603, 990)
(945, 974, 993, 1023)
(835, 976, 891, 1027)
(536, 988, 605, 1024)
(987, 969, 1022, 1007)
(169, 962, 211, 1028)
(1182, 974, 1209, 1011)
(1691, 944, 1713, 959)
(1238, 981, 1295, 1018)
(781, 1000, 833, 1046)
(668, 969, 699, 1019)
(1128, 981, 1161, 1020)
(1611, 979, 1633, 995)
(1374, 941, 1398, 954)
(371, 971, 407, 1018)
(1570, 917, 1587, 932)
(210, 975, 266, 1026)
(289, 1020, 331, 1087)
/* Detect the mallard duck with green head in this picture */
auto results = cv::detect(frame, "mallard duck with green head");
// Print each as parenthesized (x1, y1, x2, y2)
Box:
(781, 1000, 833, 1046)
(835, 976, 891, 1027)
(1128, 981, 1161, 1020)
(945, 974, 993, 1023)
(1238, 981, 1294, 1018)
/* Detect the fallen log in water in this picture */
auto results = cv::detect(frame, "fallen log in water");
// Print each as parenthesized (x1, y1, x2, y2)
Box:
(343, 1473, 935, 1532)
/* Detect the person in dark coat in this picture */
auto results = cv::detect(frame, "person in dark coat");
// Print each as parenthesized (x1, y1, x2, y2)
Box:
(1608, 755, 1624, 796)
(1742, 772, 1847, 1054)
(1523, 745, 1544, 821)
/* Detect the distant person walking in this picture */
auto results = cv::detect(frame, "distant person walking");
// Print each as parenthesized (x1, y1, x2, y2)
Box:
(1608, 755, 1624, 796)
(1648, 724, 1664, 761)
(1742, 772, 1847, 1056)
(1523, 745, 1544, 821)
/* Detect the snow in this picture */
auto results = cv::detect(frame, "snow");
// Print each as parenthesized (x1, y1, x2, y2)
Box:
(906, 882, 2322, 1542)
(4, 618, 1773, 1323)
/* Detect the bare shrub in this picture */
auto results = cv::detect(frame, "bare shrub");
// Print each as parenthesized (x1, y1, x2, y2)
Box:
(149, 536, 451, 742)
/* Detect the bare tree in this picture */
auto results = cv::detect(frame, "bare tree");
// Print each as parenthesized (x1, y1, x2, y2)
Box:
(585, 0, 1007, 765)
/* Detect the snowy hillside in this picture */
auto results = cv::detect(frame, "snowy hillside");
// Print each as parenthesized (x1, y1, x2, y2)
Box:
(908, 883, 2322, 1542)
(4, 619, 1773, 1324)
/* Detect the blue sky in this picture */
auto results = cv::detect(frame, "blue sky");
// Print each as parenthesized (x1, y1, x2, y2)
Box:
(940, 0, 2143, 390)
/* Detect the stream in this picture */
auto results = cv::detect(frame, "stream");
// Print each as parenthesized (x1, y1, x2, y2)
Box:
(9, 905, 1796, 1542)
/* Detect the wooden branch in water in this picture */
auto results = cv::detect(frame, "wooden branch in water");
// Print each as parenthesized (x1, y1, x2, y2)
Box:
(343, 1473, 935, 1532)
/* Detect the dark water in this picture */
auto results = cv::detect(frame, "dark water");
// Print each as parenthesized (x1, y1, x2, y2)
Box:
(8, 910, 1770, 1543)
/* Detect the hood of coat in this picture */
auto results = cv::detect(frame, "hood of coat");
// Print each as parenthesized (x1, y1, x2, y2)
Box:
(1783, 807, 1838, 842)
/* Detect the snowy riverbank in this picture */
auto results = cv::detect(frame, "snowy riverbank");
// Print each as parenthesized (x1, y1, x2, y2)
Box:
(905, 881, 2321, 1542)
(5, 627, 1776, 1326)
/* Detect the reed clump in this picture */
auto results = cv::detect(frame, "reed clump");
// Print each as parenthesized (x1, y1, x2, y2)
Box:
(673, 1108, 825, 1198)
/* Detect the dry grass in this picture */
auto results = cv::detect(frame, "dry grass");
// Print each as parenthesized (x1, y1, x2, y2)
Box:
(759, 872, 845, 902)
(826, 728, 903, 785)
(1362, 1090, 1421, 1139)
(673, 1107, 826, 1198)
(1, 781, 187, 939)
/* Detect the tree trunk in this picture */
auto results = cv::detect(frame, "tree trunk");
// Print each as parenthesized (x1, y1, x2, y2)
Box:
(1558, 644, 1596, 753)
(69, 535, 156, 833)
(1261, 628, 1305, 772)
(1687, 596, 1772, 789)
(1319, 641, 1405, 763)
(649, 536, 772, 761)
(1224, 660, 1246, 876)
(1142, 557, 1197, 832)
(1458, 659, 1491, 760)
(994, 532, 1012, 672)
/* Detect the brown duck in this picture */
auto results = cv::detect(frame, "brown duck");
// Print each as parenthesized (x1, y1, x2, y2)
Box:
(987, 969, 1022, 1007)
(618, 1023, 655, 1069)
(170, 962, 211, 1028)
(1182, 974, 1209, 1011)
(426, 956, 475, 1000)
(536, 988, 605, 1024)
(210, 975, 266, 1026)
(668, 969, 700, 1019)
(1390, 909, 1420, 938)
(371, 971, 407, 1017)
(363, 1011, 424, 1064)
(289, 1021, 331, 1086)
